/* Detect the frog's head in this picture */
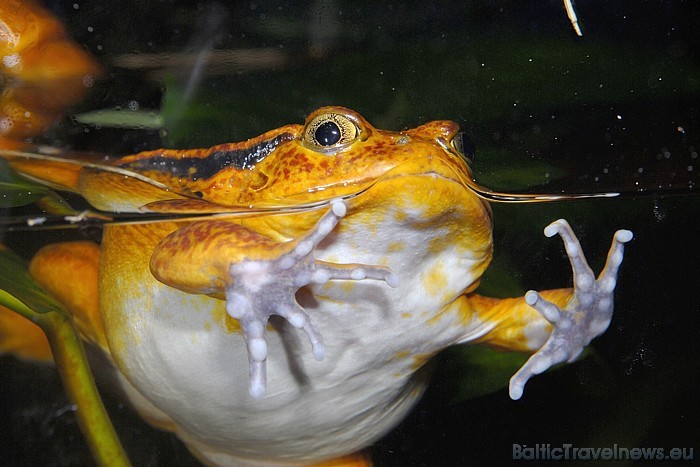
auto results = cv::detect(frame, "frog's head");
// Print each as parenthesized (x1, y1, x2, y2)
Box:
(2, 106, 480, 214)
(232, 106, 476, 206)
(112, 106, 477, 211)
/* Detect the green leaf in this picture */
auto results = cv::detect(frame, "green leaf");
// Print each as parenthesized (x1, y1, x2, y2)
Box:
(35, 194, 78, 216)
(0, 249, 67, 316)
(160, 75, 237, 147)
(0, 158, 52, 208)
(74, 108, 164, 129)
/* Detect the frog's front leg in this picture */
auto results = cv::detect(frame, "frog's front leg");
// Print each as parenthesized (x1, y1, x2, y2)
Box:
(464, 220, 632, 400)
(150, 201, 398, 398)
(507, 220, 632, 399)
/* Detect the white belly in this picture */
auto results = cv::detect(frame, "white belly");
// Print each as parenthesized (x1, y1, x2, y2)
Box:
(99, 204, 488, 465)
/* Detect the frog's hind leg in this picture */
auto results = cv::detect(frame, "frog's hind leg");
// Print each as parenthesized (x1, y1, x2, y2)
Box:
(184, 434, 372, 467)
(310, 451, 372, 467)
(0, 303, 53, 361)
(0, 241, 105, 361)
(29, 242, 107, 351)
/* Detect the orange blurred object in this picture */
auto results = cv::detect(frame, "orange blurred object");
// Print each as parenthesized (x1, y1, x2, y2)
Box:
(0, 0, 102, 144)
(0, 0, 103, 361)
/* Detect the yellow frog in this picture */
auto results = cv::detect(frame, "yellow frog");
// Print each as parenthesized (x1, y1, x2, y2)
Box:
(2, 105, 632, 466)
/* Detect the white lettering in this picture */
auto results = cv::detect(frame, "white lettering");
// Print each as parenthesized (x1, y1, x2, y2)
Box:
(511, 443, 693, 461)
(512, 444, 522, 460)
(551, 447, 563, 460)
(601, 447, 613, 460)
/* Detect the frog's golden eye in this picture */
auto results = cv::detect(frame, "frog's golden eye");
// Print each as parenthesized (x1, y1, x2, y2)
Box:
(451, 130, 475, 166)
(303, 113, 359, 151)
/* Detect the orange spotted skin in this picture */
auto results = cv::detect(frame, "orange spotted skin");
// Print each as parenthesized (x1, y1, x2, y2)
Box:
(90, 107, 473, 210)
(150, 219, 304, 295)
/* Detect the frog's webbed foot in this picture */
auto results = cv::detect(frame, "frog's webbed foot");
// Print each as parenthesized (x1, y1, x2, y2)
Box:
(509, 220, 632, 400)
(225, 201, 398, 398)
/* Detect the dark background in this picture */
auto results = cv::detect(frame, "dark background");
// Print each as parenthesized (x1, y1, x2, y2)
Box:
(1, 1, 698, 465)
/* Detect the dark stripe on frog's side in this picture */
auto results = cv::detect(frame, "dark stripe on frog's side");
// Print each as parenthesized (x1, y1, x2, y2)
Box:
(120, 132, 295, 180)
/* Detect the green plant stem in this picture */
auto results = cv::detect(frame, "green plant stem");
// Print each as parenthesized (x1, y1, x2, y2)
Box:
(38, 311, 131, 467)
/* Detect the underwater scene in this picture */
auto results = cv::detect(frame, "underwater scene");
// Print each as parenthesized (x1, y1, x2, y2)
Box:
(1, 1, 698, 465)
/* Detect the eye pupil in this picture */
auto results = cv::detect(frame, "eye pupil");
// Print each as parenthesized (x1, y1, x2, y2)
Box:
(304, 112, 358, 151)
(315, 121, 341, 146)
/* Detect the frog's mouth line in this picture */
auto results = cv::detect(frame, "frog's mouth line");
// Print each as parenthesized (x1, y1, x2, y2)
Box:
(271, 151, 622, 208)
(458, 171, 621, 203)
(0, 157, 455, 230)
(1, 148, 620, 231)
(432, 136, 622, 203)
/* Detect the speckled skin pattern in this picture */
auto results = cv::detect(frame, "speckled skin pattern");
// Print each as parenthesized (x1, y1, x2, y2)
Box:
(2, 106, 631, 466)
